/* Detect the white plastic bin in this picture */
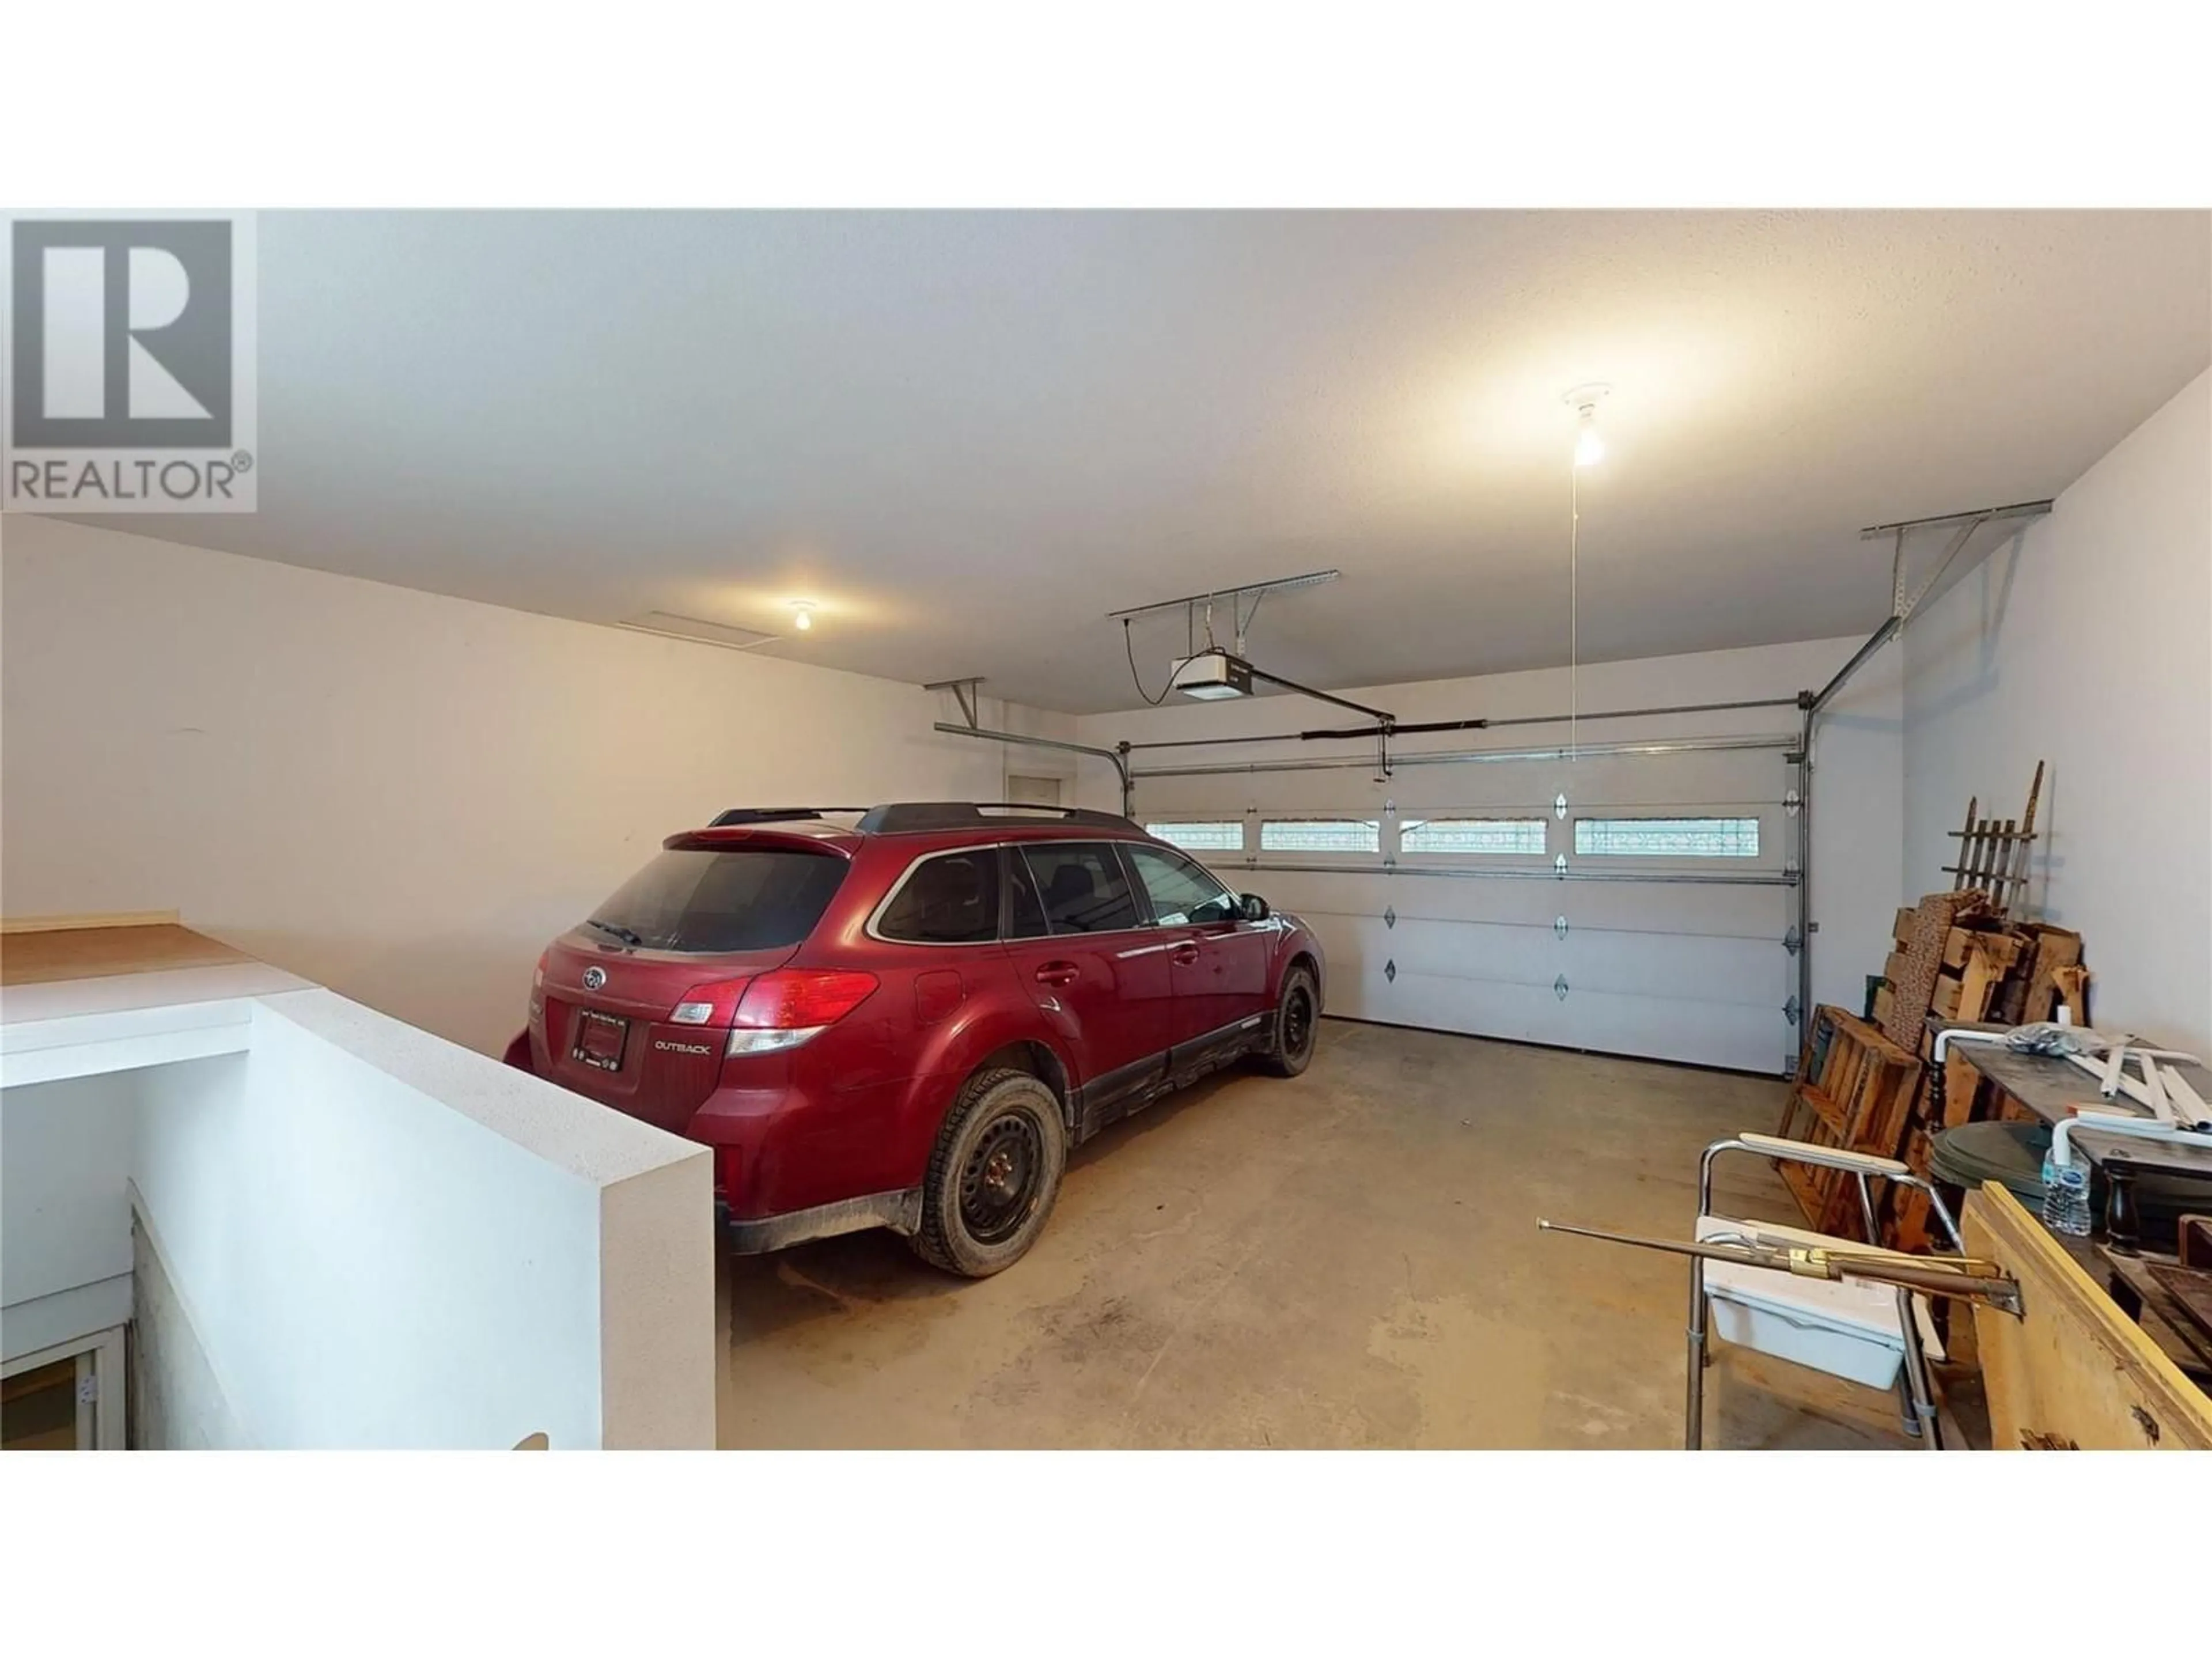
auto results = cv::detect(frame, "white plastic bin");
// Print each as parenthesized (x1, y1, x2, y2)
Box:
(1694, 1215, 1908, 1391)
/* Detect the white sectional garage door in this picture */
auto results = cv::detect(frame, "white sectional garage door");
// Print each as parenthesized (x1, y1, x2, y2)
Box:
(1134, 734, 1801, 1074)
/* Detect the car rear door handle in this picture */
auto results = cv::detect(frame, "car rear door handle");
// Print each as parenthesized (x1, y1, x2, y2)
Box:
(1171, 944, 1200, 965)
(1034, 962, 1081, 987)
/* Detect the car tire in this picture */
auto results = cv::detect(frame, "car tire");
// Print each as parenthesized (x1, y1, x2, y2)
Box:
(1256, 964, 1321, 1077)
(910, 1067, 1069, 1278)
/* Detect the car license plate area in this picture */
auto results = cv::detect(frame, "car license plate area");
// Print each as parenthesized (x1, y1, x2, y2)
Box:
(571, 1008, 629, 1071)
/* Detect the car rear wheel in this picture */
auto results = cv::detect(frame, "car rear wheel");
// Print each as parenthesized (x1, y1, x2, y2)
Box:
(911, 1067, 1069, 1278)
(1256, 965, 1320, 1077)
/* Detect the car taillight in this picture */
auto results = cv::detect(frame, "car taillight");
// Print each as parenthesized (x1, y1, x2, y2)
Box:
(532, 950, 547, 990)
(670, 977, 751, 1026)
(726, 969, 878, 1055)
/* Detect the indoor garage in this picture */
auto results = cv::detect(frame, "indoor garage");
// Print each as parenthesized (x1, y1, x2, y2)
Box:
(6, 21, 2210, 1652)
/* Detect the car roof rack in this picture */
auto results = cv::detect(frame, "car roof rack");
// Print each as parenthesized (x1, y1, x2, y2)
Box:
(706, 806, 867, 827)
(854, 802, 1138, 834)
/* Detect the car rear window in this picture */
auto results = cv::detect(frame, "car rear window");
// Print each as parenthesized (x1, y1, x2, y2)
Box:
(588, 849, 847, 953)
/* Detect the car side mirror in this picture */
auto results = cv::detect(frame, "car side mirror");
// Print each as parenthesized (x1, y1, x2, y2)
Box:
(1240, 893, 1270, 922)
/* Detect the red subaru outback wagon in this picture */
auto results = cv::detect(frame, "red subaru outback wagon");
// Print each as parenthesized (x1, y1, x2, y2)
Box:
(507, 803, 1324, 1275)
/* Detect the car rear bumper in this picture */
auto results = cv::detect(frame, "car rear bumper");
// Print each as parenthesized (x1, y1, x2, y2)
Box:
(715, 1186, 923, 1253)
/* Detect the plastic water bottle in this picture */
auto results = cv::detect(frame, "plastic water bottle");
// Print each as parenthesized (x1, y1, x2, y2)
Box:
(2040, 1158, 2092, 1236)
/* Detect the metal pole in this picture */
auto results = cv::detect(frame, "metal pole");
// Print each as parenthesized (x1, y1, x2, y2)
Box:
(1858, 499, 2052, 539)
(1795, 706, 1813, 1052)
(1118, 695, 1805, 752)
(1107, 569, 1341, 621)
(1483, 696, 1804, 729)
(931, 722, 1133, 816)
(1245, 859, 1796, 888)
(1808, 616, 1899, 716)
(1130, 732, 1800, 781)
(1245, 666, 1396, 724)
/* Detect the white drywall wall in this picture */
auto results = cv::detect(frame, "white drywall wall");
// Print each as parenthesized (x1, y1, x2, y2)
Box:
(1074, 635, 1905, 1036)
(130, 1205, 248, 1449)
(0, 1066, 141, 1362)
(1904, 370, 2211, 1056)
(0, 518, 1074, 1056)
(124, 988, 710, 1449)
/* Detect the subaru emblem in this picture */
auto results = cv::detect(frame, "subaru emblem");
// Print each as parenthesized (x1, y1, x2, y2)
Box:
(582, 966, 607, 991)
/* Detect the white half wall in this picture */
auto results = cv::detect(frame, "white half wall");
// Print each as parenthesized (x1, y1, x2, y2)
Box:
(1904, 369, 2211, 1055)
(6, 951, 713, 1449)
(1, 518, 1073, 1055)
(1, 1065, 137, 1363)
(1073, 635, 1904, 1054)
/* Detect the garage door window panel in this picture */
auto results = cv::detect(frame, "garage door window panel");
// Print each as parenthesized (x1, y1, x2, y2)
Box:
(1399, 816, 1549, 856)
(1260, 817, 1381, 854)
(1573, 817, 1762, 858)
(1145, 820, 1245, 854)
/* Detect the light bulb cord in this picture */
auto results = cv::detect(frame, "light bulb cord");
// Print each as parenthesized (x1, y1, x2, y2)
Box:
(1569, 460, 1580, 763)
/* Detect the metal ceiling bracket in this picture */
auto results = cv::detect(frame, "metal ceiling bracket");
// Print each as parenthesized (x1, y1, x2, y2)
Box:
(1855, 499, 2054, 630)
(923, 677, 987, 730)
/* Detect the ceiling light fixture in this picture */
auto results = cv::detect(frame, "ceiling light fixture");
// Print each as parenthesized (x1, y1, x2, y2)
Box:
(1564, 382, 1611, 468)
(789, 601, 816, 632)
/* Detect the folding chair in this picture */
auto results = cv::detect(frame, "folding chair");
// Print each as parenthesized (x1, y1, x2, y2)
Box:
(1685, 1132, 1965, 1450)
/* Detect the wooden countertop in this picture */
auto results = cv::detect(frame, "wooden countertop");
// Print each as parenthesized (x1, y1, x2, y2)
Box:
(0, 918, 254, 987)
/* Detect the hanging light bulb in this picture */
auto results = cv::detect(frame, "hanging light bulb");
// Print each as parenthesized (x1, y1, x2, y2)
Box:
(1574, 415, 1605, 469)
(790, 601, 816, 631)
(1563, 382, 1611, 468)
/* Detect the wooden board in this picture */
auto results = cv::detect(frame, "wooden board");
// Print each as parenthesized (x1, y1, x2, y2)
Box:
(1775, 1005, 1924, 1239)
(1881, 891, 1982, 1051)
(0, 921, 250, 987)
(2006, 925, 2081, 1027)
(1, 909, 180, 934)
(1965, 1184, 2212, 1450)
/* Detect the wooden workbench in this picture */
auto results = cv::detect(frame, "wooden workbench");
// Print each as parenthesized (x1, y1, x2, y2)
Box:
(1967, 1184, 2212, 1449)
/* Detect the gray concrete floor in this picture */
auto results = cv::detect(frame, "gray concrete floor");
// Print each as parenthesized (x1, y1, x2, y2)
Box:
(718, 1019, 1915, 1449)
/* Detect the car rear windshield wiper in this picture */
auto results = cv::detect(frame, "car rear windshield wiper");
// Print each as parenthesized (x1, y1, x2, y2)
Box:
(584, 918, 644, 946)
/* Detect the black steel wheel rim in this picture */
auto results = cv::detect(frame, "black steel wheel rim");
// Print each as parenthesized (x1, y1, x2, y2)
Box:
(1284, 985, 1315, 1058)
(960, 1111, 1044, 1245)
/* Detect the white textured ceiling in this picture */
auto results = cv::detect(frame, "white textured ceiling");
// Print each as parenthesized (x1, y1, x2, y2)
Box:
(71, 210, 2211, 712)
